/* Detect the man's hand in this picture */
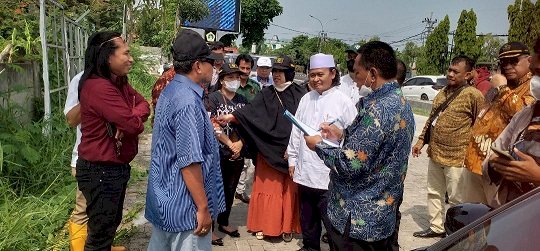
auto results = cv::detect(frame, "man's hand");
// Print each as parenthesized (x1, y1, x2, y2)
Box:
(319, 123, 343, 142)
(216, 114, 234, 126)
(490, 73, 507, 88)
(288, 166, 295, 178)
(490, 148, 540, 184)
(304, 135, 323, 151)
(412, 140, 424, 158)
(193, 207, 212, 236)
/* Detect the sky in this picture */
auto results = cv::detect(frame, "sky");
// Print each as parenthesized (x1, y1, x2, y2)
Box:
(261, 0, 517, 49)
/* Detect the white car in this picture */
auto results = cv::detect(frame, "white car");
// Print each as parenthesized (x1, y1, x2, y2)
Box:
(401, 75, 447, 101)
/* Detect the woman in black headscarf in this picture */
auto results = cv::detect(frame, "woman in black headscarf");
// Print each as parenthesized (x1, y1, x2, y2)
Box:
(218, 55, 306, 242)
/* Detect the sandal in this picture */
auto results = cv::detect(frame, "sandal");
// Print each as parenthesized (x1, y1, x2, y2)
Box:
(218, 225, 240, 238)
(282, 232, 293, 242)
(255, 231, 264, 240)
(211, 237, 224, 246)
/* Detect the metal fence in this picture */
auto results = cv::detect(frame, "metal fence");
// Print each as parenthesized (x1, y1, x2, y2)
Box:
(39, 0, 92, 132)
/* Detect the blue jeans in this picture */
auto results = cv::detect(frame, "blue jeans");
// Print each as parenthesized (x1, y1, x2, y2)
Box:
(147, 225, 211, 251)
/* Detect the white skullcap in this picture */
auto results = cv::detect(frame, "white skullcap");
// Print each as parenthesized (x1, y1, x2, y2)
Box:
(309, 53, 335, 69)
(257, 57, 272, 67)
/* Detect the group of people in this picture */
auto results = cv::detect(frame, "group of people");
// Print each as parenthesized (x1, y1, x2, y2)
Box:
(412, 40, 540, 239)
(63, 27, 540, 251)
(143, 30, 414, 251)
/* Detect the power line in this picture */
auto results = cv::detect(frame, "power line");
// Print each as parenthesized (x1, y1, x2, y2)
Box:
(269, 23, 316, 36)
(389, 31, 425, 45)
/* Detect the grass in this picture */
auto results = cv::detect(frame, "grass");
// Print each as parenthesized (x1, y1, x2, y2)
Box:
(412, 107, 430, 117)
(0, 45, 156, 250)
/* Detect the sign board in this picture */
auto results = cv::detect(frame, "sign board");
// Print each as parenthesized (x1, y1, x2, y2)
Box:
(183, 0, 241, 33)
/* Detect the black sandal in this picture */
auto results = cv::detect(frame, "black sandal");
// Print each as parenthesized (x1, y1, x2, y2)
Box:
(218, 225, 241, 238)
(211, 237, 224, 246)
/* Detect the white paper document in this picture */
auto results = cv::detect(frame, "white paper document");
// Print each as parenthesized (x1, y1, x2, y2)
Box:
(283, 110, 340, 148)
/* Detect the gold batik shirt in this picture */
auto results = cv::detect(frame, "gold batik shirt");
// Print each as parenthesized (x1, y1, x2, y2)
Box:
(465, 73, 535, 174)
(419, 85, 484, 167)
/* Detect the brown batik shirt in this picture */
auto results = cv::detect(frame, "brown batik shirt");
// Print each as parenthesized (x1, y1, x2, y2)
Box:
(465, 72, 535, 174)
(419, 85, 485, 167)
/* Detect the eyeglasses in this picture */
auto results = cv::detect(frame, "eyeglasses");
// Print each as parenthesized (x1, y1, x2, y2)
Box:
(499, 55, 528, 67)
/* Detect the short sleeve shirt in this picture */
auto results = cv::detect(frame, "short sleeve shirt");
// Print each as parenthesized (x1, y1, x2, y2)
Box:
(145, 74, 225, 232)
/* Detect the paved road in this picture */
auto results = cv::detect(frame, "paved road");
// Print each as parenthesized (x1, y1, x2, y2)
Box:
(123, 115, 442, 251)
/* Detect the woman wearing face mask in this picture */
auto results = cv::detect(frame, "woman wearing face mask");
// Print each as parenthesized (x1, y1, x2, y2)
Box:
(206, 63, 248, 245)
(483, 38, 540, 208)
(217, 55, 306, 242)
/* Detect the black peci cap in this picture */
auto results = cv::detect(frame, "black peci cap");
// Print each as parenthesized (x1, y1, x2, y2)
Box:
(171, 29, 215, 62)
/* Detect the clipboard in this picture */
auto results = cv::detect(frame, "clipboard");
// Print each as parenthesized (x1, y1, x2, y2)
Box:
(283, 110, 340, 147)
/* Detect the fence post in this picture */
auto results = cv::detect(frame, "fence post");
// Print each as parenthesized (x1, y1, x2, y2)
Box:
(39, 0, 51, 135)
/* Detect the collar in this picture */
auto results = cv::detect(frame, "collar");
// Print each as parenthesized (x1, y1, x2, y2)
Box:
(364, 81, 399, 100)
(275, 81, 293, 92)
(316, 86, 336, 96)
(173, 74, 204, 98)
(517, 72, 533, 86)
(240, 78, 259, 89)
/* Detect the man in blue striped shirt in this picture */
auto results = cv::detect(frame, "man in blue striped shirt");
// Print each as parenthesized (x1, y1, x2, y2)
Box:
(145, 29, 225, 251)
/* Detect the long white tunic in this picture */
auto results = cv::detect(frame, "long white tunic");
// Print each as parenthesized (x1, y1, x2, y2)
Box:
(287, 87, 357, 190)
(338, 74, 372, 105)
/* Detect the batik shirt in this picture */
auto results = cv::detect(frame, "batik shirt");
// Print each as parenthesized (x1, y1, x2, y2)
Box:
(314, 82, 415, 241)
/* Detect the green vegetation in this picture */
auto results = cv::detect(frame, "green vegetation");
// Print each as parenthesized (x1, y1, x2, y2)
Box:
(453, 9, 482, 61)
(417, 15, 450, 75)
(508, 0, 540, 49)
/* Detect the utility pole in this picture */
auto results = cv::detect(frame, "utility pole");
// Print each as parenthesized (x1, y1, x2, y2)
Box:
(421, 12, 437, 46)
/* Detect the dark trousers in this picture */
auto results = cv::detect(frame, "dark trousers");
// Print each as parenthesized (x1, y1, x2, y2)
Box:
(76, 159, 130, 251)
(327, 214, 392, 251)
(298, 184, 331, 251)
(390, 197, 403, 251)
(217, 158, 244, 226)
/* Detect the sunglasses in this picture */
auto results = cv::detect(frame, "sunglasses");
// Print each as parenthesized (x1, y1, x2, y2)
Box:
(499, 55, 528, 67)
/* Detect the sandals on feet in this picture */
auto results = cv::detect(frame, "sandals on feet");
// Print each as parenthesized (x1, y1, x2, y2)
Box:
(282, 233, 293, 242)
(255, 231, 264, 240)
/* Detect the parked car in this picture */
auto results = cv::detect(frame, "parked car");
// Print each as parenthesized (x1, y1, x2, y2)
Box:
(413, 187, 540, 251)
(401, 75, 447, 101)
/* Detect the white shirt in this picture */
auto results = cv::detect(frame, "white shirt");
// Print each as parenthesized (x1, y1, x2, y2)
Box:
(338, 74, 372, 105)
(287, 87, 357, 189)
(63, 71, 83, 167)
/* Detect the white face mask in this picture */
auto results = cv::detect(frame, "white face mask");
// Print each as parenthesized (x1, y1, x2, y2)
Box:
(224, 80, 240, 92)
(531, 75, 540, 100)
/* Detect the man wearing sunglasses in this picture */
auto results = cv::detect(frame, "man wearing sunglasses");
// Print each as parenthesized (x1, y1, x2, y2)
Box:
(464, 41, 535, 205)
(145, 29, 225, 251)
(482, 38, 540, 208)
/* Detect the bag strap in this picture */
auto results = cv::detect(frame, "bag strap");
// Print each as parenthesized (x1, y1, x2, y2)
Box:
(427, 85, 468, 124)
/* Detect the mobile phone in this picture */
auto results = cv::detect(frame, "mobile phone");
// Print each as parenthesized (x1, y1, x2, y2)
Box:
(490, 145, 515, 160)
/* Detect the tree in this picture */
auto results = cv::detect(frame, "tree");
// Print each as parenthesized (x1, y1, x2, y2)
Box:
(453, 9, 481, 60)
(397, 41, 421, 70)
(417, 15, 450, 75)
(133, 0, 209, 48)
(239, 0, 283, 48)
(478, 34, 505, 63)
(508, 0, 539, 49)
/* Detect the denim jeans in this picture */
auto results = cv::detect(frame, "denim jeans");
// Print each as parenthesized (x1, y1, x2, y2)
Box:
(147, 225, 211, 251)
(76, 159, 130, 251)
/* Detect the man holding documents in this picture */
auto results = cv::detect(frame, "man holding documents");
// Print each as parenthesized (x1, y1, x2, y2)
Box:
(287, 53, 356, 251)
(304, 41, 415, 250)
